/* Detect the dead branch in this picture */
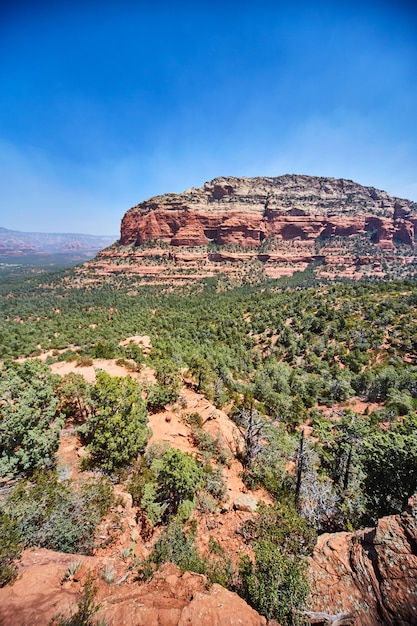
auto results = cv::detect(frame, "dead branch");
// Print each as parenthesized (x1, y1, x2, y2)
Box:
(294, 609, 355, 625)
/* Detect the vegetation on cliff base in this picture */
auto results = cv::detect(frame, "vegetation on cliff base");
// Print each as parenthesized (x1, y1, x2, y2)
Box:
(0, 511, 22, 587)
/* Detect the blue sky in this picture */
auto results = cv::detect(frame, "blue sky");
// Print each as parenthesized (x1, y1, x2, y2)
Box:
(1, 0, 416, 235)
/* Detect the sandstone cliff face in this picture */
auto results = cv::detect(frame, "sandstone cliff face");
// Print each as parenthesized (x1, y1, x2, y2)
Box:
(120, 175, 417, 249)
(308, 495, 417, 625)
(76, 175, 417, 285)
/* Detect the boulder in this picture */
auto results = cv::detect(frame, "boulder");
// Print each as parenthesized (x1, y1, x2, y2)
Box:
(178, 583, 267, 625)
(233, 495, 258, 512)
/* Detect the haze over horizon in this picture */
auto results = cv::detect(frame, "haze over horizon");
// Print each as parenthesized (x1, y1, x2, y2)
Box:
(1, 0, 416, 236)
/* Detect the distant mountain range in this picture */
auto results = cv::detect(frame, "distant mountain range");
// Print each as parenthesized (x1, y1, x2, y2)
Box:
(0, 227, 117, 263)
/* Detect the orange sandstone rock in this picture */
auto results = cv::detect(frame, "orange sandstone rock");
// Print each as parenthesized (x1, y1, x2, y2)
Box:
(308, 495, 417, 625)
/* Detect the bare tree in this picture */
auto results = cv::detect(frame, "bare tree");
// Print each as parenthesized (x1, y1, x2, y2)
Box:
(295, 427, 305, 511)
(234, 408, 270, 468)
(297, 441, 343, 532)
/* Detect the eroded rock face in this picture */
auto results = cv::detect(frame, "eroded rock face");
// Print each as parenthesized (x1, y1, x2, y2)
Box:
(120, 175, 417, 249)
(308, 495, 417, 625)
(76, 175, 417, 284)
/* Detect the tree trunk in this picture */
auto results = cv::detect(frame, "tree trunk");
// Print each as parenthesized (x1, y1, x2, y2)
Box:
(295, 428, 305, 511)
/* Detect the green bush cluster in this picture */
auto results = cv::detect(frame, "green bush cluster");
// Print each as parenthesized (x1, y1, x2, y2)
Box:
(0, 512, 22, 587)
(189, 426, 230, 465)
(80, 371, 150, 473)
(315, 410, 417, 527)
(139, 520, 206, 578)
(128, 444, 227, 525)
(4, 471, 114, 555)
(138, 520, 233, 588)
(237, 502, 316, 625)
(131, 446, 204, 524)
(0, 360, 64, 479)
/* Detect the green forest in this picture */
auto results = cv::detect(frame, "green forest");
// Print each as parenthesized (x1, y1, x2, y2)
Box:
(1, 265, 417, 624)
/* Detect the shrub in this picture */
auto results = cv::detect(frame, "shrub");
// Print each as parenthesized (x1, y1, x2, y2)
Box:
(140, 482, 167, 525)
(202, 464, 227, 501)
(76, 356, 94, 368)
(124, 342, 144, 365)
(183, 412, 203, 428)
(92, 341, 117, 359)
(115, 357, 138, 372)
(146, 383, 178, 413)
(155, 448, 204, 517)
(144, 441, 171, 465)
(5, 472, 114, 554)
(55, 373, 90, 422)
(139, 520, 206, 578)
(206, 537, 234, 588)
(137, 446, 205, 524)
(243, 426, 297, 499)
(197, 491, 218, 513)
(139, 522, 233, 587)
(0, 360, 64, 479)
(237, 502, 315, 625)
(239, 542, 308, 625)
(80, 371, 150, 472)
(127, 457, 153, 505)
(360, 424, 417, 522)
(190, 427, 229, 465)
(0, 512, 22, 587)
(176, 498, 196, 521)
(49, 575, 104, 626)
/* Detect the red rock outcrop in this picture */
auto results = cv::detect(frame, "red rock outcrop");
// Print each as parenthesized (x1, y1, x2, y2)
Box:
(308, 495, 417, 625)
(0, 555, 268, 626)
(120, 175, 417, 250)
(74, 175, 417, 285)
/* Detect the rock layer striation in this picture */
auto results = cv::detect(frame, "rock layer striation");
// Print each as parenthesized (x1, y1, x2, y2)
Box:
(121, 175, 417, 250)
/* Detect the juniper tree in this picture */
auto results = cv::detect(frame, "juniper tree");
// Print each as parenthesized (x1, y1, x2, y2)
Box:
(0, 360, 63, 479)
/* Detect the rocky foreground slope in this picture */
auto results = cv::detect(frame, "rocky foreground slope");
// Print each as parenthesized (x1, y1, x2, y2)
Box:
(1, 497, 416, 625)
(1, 336, 417, 624)
(81, 175, 417, 284)
(0, 555, 269, 626)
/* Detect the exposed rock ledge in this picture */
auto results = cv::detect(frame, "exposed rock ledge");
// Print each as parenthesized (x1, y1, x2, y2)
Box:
(0, 556, 269, 626)
(120, 175, 417, 250)
(308, 495, 417, 625)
